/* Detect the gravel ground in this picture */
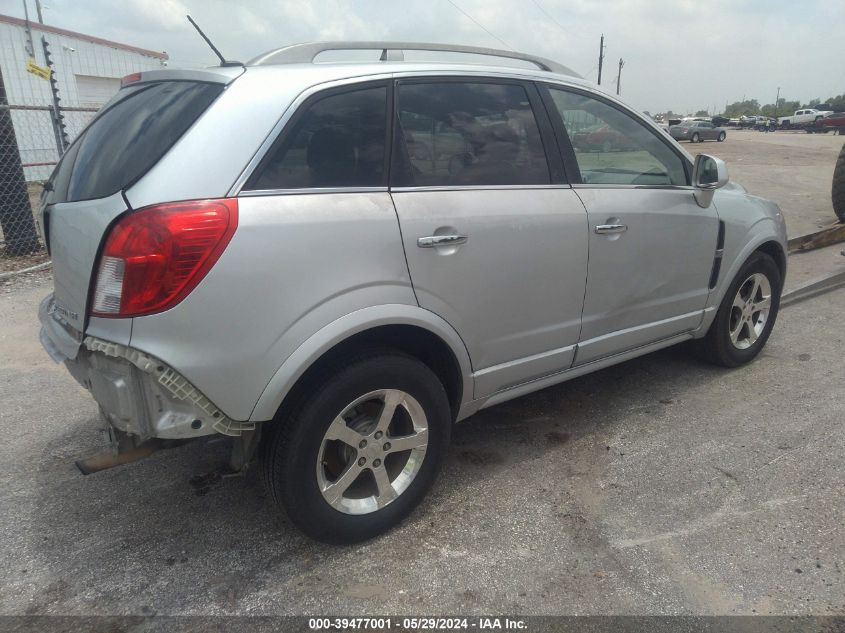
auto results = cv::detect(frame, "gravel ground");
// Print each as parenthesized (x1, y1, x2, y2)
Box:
(0, 273, 843, 617)
(685, 129, 843, 237)
(1, 131, 843, 619)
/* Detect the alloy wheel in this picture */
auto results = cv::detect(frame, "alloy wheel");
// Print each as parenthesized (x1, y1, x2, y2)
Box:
(316, 389, 429, 515)
(729, 272, 772, 350)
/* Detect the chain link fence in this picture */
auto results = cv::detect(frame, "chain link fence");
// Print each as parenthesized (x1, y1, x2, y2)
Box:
(0, 69, 96, 269)
(0, 101, 98, 268)
(0, 14, 168, 275)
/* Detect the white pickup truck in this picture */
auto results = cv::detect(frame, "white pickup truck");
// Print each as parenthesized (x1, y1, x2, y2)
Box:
(778, 108, 833, 129)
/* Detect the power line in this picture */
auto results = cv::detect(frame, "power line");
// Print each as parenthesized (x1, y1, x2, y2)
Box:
(445, 0, 513, 51)
(529, 0, 589, 40)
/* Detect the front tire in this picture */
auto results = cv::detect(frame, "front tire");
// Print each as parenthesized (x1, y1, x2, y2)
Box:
(833, 142, 845, 223)
(691, 133, 701, 143)
(718, 132, 726, 142)
(260, 351, 451, 543)
(701, 252, 782, 367)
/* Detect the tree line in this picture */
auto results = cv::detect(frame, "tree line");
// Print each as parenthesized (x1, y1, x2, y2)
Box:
(651, 94, 845, 120)
(721, 94, 845, 118)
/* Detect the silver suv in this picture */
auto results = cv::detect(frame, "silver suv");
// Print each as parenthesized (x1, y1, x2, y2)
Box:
(38, 43, 787, 543)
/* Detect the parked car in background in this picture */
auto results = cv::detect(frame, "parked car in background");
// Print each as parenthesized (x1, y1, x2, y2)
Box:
(778, 108, 833, 129)
(669, 120, 727, 142)
(37, 42, 787, 543)
(753, 118, 777, 132)
(816, 112, 845, 135)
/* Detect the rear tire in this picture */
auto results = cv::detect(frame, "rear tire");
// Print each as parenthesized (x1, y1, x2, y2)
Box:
(833, 142, 845, 223)
(700, 252, 782, 368)
(260, 351, 451, 543)
(691, 133, 700, 143)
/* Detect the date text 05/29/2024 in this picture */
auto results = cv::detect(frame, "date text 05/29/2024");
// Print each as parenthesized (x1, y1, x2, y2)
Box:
(308, 617, 528, 631)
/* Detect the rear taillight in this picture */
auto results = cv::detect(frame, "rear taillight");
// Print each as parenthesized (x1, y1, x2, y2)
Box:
(91, 199, 238, 317)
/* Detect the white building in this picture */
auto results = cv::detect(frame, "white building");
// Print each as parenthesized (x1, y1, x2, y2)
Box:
(0, 12, 167, 180)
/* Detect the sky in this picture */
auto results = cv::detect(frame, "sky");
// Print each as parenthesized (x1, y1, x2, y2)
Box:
(5, 0, 844, 114)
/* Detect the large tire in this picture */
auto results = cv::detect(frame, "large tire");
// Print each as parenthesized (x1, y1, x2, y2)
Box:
(691, 132, 700, 143)
(833, 142, 845, 223)
(701, 252, 782, 368)
(260, 351, 451, 543)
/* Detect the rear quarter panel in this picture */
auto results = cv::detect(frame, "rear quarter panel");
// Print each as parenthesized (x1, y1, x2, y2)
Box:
(127, 193, 417, 421)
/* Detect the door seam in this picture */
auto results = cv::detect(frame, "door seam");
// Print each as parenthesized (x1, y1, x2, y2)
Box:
(571, 188, 591, 365)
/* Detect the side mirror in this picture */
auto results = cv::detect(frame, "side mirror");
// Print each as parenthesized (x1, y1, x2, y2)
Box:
(692, 154, 729, 208)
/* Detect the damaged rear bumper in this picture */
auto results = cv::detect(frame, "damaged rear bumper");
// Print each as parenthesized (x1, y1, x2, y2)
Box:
(39, 299, 254, 441)
(77, 337, 255, 440)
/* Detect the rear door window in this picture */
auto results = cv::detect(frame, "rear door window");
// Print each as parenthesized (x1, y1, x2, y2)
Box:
(392, 81, 551, 187)
(51, 81, 223, 203)
(245, 85, 388, 190)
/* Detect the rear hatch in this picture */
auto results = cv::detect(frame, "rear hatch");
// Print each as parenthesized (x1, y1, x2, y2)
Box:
(41, 74, 231, 357)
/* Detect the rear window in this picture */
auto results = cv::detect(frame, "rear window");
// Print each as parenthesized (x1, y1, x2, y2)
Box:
(50, 81, 223, 203)
(392, 82, 551, 187)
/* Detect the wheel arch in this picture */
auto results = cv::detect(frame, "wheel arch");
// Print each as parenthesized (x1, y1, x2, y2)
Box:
(250, 305, 473, 423)
(718, 235, 787, 304)
(756, 240, 787, 281)
(701, 229, 787, 334)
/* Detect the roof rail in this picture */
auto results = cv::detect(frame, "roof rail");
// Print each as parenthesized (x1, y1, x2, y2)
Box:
(248, 41, 580, 77)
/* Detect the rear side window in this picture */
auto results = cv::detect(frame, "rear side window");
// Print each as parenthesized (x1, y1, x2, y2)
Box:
(53, 81, 223, 203)
(246, 86, 387, 190)
(392, 82, 550, 187)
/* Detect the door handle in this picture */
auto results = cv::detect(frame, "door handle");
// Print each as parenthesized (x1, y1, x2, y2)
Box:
(595, 224, 628, 235)
(417, 234, 468, 248)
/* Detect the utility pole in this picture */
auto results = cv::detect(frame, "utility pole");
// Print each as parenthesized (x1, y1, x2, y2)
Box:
(597, 34, 605, 85)
(775, 86, 780, 118)
(616, 58, 624, 95)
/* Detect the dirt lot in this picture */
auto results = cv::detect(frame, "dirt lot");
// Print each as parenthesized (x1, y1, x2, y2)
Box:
(685, 129, 844, 237)
(0, 132, 844, 619)
(2, 274, 843, 618)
